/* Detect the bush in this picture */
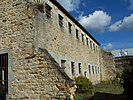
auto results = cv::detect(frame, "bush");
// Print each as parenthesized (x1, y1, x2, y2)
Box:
(74, 94, 84, 100)
(75, 76, 93, 93)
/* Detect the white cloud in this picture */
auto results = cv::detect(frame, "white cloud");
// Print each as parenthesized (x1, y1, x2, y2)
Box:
(57, 0, 80, 12)
(79, 10, 111, 33)
(103, 43, 113, 51)
(109, 14, 133, 32)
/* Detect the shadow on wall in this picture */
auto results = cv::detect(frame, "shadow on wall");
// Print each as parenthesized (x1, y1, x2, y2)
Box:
(88, 92, 127, 100)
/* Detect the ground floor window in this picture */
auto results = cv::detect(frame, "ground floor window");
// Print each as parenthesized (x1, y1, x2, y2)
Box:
(71, 62, 75, 76)
(0, 53, 8, 94)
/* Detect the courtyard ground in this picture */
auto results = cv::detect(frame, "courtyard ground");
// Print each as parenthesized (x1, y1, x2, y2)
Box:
(75, 81, 127, 100)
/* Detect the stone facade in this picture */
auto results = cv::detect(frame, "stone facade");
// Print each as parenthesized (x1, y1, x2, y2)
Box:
(0, 0, 76, 99)
(31, 0, 101, 84)
(100, 49, 116, 81)
(0, 0, 115, 99)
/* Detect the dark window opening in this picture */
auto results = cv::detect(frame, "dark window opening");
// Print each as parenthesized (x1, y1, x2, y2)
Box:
(0, 53, 8, 94)
(86, 37, 88, 45)
(88, 65, 91, 74)
(45, 3, 52, 19)
(71, 62, 75, 76)
(92, 66, 94, 74)
(82, 34, 84, 42)
(93, 43, 95, 51)
(61, 60, 66, 70)
(95, 66, 97, 74)
(90, 41, 92, 49)
(68, 22, 72, 33)
(58, 14, 63, 27)
(78, 63, 81, 74)
(76, 29, 79, 39)
(84, 71, 87, 77)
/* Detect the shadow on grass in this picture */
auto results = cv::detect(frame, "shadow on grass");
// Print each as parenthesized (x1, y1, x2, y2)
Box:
(88, 92, 127, 100)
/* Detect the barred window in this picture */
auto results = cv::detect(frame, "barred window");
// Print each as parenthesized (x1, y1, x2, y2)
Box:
(45, 3, 52, 19)
(0, 53, 8, 94)
(71, 62, 75, 76)
(58, 14, 63, 27)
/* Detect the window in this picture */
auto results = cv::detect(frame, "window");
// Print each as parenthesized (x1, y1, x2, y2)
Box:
(96, 46, 97, 51)
(90, 41, 92, 49)
(82, 34, 84, 42)
(93, 43, 95, 51)
(98, 67, 100, 74)
(71, 62, 75, 76)
(86, 37, 88, 45)
(76, 29, 79, 39)
(84, 71, 87, 77)
(95, 66, 97, 74)
(78, 63, 81, 74)
(45, 3, 52, 19)
(88, 65, 91, 74)
(68, 22, 72, 33)
(0, 53, 8, 94)
(92, 66, 94, 74)
(58, 14, 63, 27)
(61, 60, 66, 70)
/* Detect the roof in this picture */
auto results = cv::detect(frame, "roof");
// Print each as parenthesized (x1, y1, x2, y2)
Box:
(49, 0, 100, 45)
(111, 48, 133, 57)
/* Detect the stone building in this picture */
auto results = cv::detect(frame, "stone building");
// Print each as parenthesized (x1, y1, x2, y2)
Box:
(112, 48, 133, 77)
(33, 0, 101, 84)
(0, 0, 112, 99)
(100, 49, 116, 81)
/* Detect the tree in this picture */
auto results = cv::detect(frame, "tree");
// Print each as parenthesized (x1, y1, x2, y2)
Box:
(121, 60, 133, 100)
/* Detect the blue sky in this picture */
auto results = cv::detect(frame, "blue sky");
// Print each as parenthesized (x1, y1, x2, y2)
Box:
(57, 0, 133, 51)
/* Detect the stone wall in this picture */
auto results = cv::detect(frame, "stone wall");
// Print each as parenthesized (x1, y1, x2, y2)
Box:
(100, 49, 116, 81)
(32, 0, 101, 84)
(0, 0, 75, 99)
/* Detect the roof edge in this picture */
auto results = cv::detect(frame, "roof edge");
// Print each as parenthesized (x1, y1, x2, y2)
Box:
(49, 0, 100, 45)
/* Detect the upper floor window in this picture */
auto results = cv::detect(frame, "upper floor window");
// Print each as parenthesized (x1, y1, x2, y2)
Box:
(45, 3, 52, 19)
(68, 22, 72, 33)
(76, 29, 79, 39)
(82, 34, 84, 42)
(58, 14, 63, 28)
(86, 37, 88, 45)
(90, 41, 92, 49)
(93, 43, 95, 51)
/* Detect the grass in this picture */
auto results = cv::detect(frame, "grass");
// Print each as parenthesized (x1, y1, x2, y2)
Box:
(75, 81, 127, 100)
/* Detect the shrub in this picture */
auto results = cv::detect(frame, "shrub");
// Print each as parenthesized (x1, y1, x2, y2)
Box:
(75, 76, 93, 93)
(74, 94, 84, 100)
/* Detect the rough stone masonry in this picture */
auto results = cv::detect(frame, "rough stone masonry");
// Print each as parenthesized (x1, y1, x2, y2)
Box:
(0, 0, 76, 99)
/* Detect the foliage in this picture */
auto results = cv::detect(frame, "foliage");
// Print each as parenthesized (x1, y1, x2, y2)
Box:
(75, 76, 93, 93)
(74, 94, 84, 100)
(121, 60, 133, 99)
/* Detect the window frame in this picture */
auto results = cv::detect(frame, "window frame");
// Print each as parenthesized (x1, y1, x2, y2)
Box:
(58, 14, 64, 28)
(45, 3, 52, 19)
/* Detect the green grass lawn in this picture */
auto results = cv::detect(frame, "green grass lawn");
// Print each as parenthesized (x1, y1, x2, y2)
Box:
(75, 82, 127, 100)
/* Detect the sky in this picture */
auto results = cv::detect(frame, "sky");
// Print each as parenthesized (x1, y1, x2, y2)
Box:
(57, 0, 133, 51)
